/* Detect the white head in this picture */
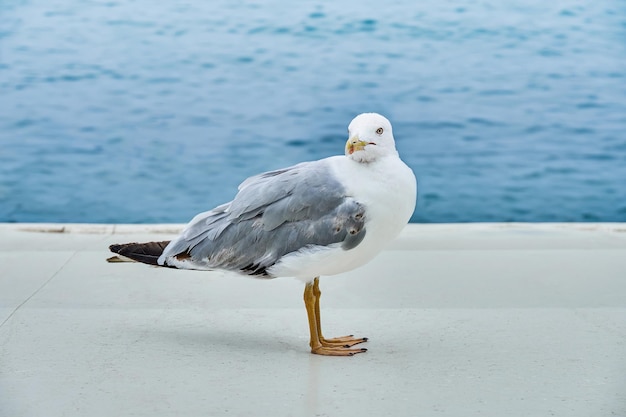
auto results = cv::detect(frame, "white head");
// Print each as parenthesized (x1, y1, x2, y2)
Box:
(345, 113, 398, 163)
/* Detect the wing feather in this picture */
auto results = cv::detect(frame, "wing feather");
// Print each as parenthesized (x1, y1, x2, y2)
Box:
(158, 157, 367, 276)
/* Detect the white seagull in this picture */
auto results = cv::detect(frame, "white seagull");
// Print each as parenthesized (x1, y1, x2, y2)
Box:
(109, 113, 417, 356)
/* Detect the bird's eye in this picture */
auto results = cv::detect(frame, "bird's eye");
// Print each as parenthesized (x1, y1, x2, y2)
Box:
(375, 127, 384, 135)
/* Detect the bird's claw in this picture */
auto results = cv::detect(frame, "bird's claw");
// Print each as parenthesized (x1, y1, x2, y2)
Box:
(321, 335, 368, 348)
(311, 345, 368, 356)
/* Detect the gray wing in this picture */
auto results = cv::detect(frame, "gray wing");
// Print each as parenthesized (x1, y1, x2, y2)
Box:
(159, 158, 366, 276)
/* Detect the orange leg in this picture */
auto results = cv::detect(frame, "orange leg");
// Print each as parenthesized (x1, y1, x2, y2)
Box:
(303, 277, 368, 356)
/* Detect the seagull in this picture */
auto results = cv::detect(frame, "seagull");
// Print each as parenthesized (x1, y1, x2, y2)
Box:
(108, 112, 417, 356)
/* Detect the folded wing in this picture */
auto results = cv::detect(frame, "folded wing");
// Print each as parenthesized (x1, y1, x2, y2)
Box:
(158, 158, 367, 276)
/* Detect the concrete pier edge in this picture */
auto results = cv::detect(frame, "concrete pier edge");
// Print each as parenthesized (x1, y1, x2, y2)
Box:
(1, 222, 625, 416)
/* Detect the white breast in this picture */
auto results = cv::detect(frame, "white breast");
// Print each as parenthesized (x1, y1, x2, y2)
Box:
(268, 155, 417, 280)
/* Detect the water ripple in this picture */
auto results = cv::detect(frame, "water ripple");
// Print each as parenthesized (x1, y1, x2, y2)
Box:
(1, 0, 625, 223)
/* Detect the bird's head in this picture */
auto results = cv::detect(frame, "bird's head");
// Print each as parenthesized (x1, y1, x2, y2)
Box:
(345, 113, 398, 163)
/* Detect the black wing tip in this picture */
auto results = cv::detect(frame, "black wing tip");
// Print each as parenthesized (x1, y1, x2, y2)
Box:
(240, 262, 271, 277)
(109, 243, 127, 253)
(108, 241, 171, 266)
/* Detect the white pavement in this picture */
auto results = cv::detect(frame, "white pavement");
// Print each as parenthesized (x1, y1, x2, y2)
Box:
(1, 223, 625, 417)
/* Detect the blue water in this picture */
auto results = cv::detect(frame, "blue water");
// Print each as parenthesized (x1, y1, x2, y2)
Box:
(1, 0, 625, 223)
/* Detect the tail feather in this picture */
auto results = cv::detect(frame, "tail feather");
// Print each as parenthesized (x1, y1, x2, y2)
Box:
(108, 241, 171, 265)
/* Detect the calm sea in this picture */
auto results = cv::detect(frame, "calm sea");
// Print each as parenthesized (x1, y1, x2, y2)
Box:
(1, 0, 625, 223)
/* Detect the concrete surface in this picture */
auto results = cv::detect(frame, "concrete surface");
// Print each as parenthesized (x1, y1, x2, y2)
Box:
(0, 223, 625, 417)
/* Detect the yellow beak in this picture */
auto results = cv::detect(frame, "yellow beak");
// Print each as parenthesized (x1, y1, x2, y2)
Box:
(346, 137, 369, 155)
